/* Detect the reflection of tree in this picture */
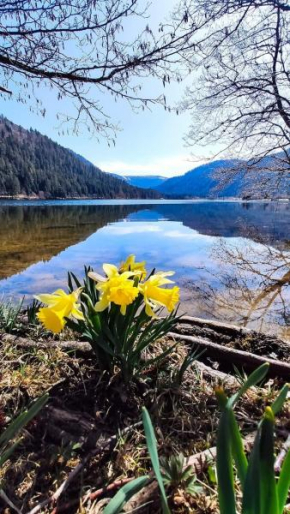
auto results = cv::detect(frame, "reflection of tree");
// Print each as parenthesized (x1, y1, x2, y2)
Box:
(192, 237, 290, 338)
(153, 202, 290, 244)
(0, 204, 138, 279)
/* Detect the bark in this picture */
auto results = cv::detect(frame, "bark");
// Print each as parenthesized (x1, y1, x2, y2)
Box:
(168, 331, 290, 379)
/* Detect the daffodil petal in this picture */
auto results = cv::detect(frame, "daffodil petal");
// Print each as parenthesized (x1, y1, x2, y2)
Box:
(156, 271, 175, 277)
(35, 294, 60, 306)
(53, 289, 67, 297)
(95, 297, 110, 312)
(88, 271, 107, 283)
(103, 263, 119, 278)
(71, 307, 84, 320)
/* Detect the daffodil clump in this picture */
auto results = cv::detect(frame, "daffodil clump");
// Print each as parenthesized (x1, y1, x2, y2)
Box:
(36, 255, 180, 382)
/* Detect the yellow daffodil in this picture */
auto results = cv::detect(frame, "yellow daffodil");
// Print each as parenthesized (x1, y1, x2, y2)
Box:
(94, 272, 139, 315)
(35, 288, 83, 333)
(139, 271, 180, 317)
(119, 254, 147, 279)
(88, 261, 141, 315)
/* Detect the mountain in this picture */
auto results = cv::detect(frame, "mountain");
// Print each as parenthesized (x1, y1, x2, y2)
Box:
(157, 158, 290, 199)
(157, 160, 242, 197)
(0, 117, 160, 199)
(124, 175, 167, 189)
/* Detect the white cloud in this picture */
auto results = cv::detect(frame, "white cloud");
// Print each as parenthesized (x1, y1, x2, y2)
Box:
(105, 225, 162, 235)
(97, 154, 208, 178)
(164, 229, 199, 239)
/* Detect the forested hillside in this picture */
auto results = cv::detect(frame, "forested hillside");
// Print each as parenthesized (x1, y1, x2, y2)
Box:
(157, 159, 290, 199)
(0, 117, 159, 199)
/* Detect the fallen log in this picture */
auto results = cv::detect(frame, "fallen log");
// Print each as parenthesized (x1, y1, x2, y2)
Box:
(179, 315, 290, 348)
(3, 327, 290, 379)
(180, 315, 251, 336)
(1, 333, 92, 355)
(168, 331, 290, 379)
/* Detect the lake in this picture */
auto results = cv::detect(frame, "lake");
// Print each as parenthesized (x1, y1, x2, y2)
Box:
(0, 199, 290, 338)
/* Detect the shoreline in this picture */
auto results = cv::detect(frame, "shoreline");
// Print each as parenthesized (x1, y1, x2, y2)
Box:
(0, 195, 289, 203)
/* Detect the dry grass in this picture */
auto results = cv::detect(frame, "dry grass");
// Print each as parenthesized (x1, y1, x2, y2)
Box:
(1, 320, 290, 513)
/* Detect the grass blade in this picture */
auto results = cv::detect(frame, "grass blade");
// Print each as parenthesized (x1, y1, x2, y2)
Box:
(216, 409, 237, 514)
(271, 384, 289, 416)
(259, 408, 279, 514)
(277, 450, 290, 514)
(242, 428, 261, 514)
(228, 409, 248, 489)
(228, 363, 269, 409)
(0, 394, 49, 447)
(103, 476, 149, 514)
(142, 407, 170, 514)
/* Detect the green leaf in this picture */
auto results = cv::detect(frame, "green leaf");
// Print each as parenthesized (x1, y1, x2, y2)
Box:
(259, 408, 279, 514)
(67, 271, 81, 289)
(0, 393, 48, 448)
(242, 427, 261, 514)
(103, 476, 149, 514)
(271, 384, 289, 415)
(216, 409, 237, 514)
(142, 407, 170, 514)
(228, 409, 248, 490)
(0, 440, 21, 467)
(277, 449, 290, 513)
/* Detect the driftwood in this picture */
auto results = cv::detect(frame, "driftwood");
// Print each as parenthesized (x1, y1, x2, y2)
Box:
(180, 315, 253, 336)
(1, 333, 92, 355)
(3, 315, 290, 380)
(179, 315, 290, 351)
(168, 332, 290, 379)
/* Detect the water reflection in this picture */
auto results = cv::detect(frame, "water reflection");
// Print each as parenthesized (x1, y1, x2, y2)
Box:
(0, 200, 289, 337)
(192, 237, 290, 338)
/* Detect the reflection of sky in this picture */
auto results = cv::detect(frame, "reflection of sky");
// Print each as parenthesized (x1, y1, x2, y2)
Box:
(0, 217, 252, 302)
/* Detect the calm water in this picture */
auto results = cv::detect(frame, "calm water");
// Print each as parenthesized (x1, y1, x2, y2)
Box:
(1, 199, 290, 338)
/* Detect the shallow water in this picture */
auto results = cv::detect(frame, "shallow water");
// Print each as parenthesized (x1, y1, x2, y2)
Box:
(0, 199, 290, 337)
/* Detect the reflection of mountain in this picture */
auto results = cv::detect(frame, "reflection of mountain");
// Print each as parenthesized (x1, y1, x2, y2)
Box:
(0, 204, 139, 279)
(127, 202, 290, 245)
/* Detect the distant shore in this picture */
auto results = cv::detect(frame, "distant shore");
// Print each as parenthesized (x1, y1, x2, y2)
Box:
(0, 194, 289, 202)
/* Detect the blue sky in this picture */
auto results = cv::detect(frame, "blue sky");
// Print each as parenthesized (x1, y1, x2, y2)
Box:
(0, 1, 213, 178)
